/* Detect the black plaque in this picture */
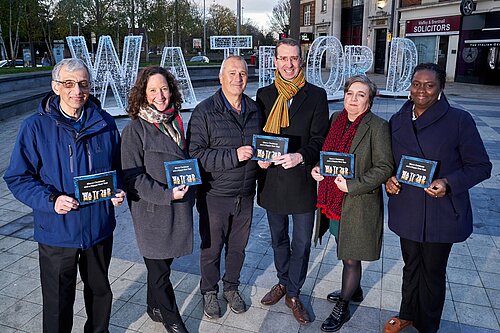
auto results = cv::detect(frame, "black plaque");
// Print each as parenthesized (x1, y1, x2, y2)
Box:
(164, 159, 202, 189)
(252, 134, 289, 161)
(73, 171, 117, 205)
(319, 152, 355, 178)
(396, 155, 437, 188)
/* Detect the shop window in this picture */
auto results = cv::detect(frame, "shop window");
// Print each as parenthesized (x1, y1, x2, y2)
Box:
(322, 0, 328, 12)
(353, 0, 364, 6)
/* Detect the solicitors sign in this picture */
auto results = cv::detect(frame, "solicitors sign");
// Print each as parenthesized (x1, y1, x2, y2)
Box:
(406, 16, 461, 36)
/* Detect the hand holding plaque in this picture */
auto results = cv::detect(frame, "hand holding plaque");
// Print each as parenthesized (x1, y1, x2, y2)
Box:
(395, 155, 437, 188)
(252, 135, 289, 162)
(319, 152, 355, 178)
(164, 159, 202, 189)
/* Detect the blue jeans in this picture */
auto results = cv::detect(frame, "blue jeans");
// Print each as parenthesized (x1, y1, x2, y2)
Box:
(266, 211, 315, 297)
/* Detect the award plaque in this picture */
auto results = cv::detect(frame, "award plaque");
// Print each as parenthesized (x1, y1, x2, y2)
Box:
(164, 159, 202, 189)
(396, 155, 437, 188)
(319, 152, 355, 178)
(74, 170, 117, 205)
(252, 134, 289, 161)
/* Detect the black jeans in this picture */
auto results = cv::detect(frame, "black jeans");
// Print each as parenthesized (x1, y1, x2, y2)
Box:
(144, 257, 182, 324)
(399, 237, 452, 333)
(266, 211, 315, 297)
(39, 236, 113, 333)
(197, 193, 253, 294)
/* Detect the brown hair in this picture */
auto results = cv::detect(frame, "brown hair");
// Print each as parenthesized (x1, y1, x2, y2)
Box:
(275, 38, 301, 58)
(127, 66, 183, 118)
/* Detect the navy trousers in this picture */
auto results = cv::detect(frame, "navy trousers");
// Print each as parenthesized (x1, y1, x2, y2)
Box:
(266, 211, 315, 297)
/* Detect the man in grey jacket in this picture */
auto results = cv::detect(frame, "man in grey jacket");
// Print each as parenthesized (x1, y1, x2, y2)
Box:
(187, 55, 261, 319)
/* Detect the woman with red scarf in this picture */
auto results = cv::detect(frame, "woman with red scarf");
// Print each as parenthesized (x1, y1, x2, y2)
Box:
(121, 67, 193, 333)
(312, 75, 393, 332)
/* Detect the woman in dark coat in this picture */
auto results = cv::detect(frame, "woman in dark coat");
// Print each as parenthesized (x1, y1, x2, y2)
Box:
(121, 66, 194, 333)
(384, 63, 492, 333)
(312, 75, 394, 332)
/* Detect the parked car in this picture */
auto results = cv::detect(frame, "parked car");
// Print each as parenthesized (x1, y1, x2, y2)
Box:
(189, 55, 209, 63)
(0, 59, 24, 67)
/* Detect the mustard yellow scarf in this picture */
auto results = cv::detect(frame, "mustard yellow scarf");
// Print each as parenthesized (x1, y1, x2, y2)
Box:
(263, 69, 306, 134)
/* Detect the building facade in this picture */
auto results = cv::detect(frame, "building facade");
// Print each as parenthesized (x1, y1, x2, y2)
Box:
(299, 0, 394, 74)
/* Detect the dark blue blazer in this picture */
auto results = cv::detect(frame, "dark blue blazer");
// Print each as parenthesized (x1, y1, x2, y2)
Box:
(388, 94, 491, 243)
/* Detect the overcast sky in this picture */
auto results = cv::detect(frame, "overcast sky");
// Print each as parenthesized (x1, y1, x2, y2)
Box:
(194, 0, 276, 31)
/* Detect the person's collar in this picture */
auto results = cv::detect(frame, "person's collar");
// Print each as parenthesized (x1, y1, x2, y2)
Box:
(59, 105, 85, 122)
(220, 90, 245, 114)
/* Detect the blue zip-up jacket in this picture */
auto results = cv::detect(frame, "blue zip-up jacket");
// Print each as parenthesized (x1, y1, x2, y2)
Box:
(4, 92, 121, 249)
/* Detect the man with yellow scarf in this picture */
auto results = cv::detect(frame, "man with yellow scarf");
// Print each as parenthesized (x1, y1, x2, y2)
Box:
(256, 38, 329, 324)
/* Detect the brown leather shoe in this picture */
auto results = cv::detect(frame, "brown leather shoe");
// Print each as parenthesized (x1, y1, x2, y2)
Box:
(285, 295, 311, 324)
(261, 283, 286, 305)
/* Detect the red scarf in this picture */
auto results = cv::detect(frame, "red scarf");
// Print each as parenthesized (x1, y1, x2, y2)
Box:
(317, 109, 368, 220)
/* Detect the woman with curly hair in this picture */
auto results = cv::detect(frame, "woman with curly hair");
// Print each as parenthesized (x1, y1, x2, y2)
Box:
(121, 66, 193, 333)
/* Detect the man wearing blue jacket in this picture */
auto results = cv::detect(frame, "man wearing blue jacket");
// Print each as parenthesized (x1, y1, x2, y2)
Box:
(4, 58, 125, 333)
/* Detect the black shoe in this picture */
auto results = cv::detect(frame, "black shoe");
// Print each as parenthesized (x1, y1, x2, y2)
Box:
(147, 305, 163, 322)
(326, 286, 363, 303)
(321, 298, 351, 332)
(163, 320, 189, 333)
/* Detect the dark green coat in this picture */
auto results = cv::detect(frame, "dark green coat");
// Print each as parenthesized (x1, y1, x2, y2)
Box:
(329, 111, 393, 261)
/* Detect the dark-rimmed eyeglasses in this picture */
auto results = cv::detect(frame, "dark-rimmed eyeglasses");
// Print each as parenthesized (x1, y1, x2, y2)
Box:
(53, 80, 90, 89)
(276, 56, 300, 63)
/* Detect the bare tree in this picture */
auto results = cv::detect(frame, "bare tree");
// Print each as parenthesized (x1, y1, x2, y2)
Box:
(268, 0, 290, 34)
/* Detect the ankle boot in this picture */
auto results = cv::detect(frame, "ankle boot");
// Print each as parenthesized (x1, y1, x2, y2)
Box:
(321, 298, 351, 332)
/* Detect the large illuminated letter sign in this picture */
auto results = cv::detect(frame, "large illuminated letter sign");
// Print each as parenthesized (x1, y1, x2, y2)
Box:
(344, 46, 373, 78)
(306, 36, 344, 99)
(259, 46, 275, 87)
(67, 35, 142, 115)
(160, 47, 197, 109)
(380, 38, 418, 96)
(210, 36, 252, 58)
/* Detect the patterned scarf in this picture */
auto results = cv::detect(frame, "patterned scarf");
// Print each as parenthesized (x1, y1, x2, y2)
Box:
(316, 109, 369, 220)
(138, 104, 185, 150)
(263, 68, 305, 134)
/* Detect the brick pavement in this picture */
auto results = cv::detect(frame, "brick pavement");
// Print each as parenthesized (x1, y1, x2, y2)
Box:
(0, 79, 499, 333)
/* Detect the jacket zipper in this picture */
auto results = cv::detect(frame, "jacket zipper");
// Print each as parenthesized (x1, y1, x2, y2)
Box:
(68, 145, 74, 173)
(86, 143, 92, 171)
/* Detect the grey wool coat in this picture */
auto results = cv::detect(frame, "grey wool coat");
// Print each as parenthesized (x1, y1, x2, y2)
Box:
(332, 111, 394, 261)
(121, 118, 194, 259)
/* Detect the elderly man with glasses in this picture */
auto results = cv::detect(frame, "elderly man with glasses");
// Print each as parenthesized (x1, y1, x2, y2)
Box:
(4, 58, 125, 333)
(256, 38, 329, 324)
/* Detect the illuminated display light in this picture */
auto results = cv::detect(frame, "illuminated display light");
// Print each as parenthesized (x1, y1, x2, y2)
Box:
(160, 47, 198, 109)
(67, 35, 142, 116)
(210, 36, 253, 58)
(380, 38, 418, 96)
(259, 46, 276, 88)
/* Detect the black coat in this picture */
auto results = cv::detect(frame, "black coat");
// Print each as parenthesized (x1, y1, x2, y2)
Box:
(187, 89, 262, 197)
(256, 82, 329, 214)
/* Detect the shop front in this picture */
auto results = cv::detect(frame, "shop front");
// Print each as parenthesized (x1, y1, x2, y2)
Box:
(405, 15, 461, 80)
(456, 11, 500, 85)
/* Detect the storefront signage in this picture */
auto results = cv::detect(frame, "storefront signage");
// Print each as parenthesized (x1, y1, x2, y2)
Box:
(406, 16, 460, 36)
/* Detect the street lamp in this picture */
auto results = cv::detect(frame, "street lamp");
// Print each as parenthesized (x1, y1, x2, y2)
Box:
(237, 0, 241, 35)
(203, 0, 206, 55)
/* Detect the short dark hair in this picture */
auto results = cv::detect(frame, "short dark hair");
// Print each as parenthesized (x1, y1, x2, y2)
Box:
(127, 66, 183, 118)
(413, 63, 446, 90)
(275, 38, 301, 58)
(344, 75, 378, 106)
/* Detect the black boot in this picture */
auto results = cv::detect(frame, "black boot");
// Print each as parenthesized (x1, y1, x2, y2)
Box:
(327, 286, 363, 303)
(321, 298, 351, 332)
(163, 319, 189, 333)
(147, 305, 163, 322)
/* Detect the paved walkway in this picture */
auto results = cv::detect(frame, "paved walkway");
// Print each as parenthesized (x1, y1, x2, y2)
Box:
(0, 78, 499, 333)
